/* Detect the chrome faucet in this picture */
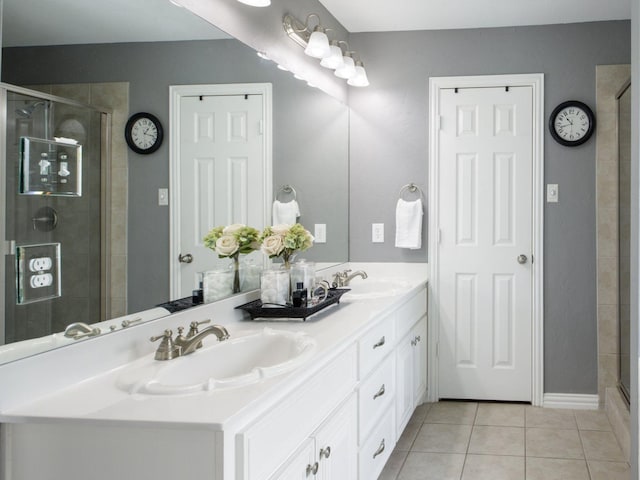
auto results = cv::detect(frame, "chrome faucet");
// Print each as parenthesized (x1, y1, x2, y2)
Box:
(64, 322, 101, 340)
(151, 321, 230, 360)
(332, 269, 368, 287)
(176, 323, 229, 355)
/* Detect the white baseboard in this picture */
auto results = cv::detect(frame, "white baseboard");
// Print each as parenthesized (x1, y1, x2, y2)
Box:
(543, 393, 600, 410)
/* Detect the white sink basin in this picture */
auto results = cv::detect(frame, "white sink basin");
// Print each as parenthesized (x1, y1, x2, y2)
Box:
(345, 278, 412, 300)
(117, 328, 317, 395)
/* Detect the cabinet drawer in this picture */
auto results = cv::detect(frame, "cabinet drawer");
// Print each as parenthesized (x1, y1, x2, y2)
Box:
(359, 407, 395, 480)
(358, 315, 395, 378)
(239, 345, 357, 480)
(395, 287, 427, 339)
(358, 353, 395, 442)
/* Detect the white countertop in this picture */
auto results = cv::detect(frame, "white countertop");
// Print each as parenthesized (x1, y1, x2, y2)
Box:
(0, 263, 428, 432)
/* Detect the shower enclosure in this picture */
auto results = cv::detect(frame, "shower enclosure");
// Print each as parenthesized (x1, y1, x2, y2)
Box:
(617, 81, 631, 403)
(1, 84, 111, 346)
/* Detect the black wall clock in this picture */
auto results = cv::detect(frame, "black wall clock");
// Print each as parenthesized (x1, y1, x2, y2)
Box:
(125, 112, 164, 154)
(549, 100, 595, 147)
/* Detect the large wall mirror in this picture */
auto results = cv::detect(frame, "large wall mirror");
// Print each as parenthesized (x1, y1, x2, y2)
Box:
(0, 0, 349, 363)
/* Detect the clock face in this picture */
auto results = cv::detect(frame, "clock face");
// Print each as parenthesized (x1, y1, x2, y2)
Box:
(549, 101, 595, 147)
(125, 113, 163, 154)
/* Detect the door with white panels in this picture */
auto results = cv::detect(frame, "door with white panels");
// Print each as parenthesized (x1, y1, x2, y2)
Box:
(177, 93, 264, 298)
(436, 85, 533, 401)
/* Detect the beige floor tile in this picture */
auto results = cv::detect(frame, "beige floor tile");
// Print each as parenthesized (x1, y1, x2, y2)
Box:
(587, 460, 631, 480)
(475, 403, 525, 427)
(574, 410, 613, 431)
(396, 422, 421, 451)
(580, 430, 626, 461)
(526, 428, 584, 459)
(468, 426, 525, 456)
(379, 450, 408, 480)
(408, 402, 432, 424)
(461, 454, 524, 480)
(412, 423, 472, 454)
(525, 407, 577, 429)
(425, 401, 478, 425)
(526, 457, 590, 480)
(397, 452, 465, 480)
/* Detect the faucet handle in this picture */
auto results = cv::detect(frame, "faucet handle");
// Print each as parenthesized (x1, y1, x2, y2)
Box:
(150, 329, 181, 361)
(188, 319, 211, 338)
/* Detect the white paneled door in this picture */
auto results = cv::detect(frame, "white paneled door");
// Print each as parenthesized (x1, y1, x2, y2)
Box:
(178, 94, 264, 298)
(437, 86, 533, 401)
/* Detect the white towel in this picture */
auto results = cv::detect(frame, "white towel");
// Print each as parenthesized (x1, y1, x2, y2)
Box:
(395, 198, 423, 249)
(272, 200, 300, 225)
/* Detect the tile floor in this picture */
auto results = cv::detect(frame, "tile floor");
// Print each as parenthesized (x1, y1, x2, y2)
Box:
(379, 401, 630, 480)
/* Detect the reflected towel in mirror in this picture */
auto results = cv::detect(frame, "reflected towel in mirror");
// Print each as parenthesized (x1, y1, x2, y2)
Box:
(395, 198, 423, 249)
(272, 200, 300, 225)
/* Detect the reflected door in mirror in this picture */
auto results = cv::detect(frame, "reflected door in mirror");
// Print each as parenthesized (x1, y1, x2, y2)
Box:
(177, 92, 265, 298)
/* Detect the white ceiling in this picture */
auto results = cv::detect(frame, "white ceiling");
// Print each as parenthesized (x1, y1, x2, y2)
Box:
(318, 0, 631, 32)
(2, 0, 631, 48)
(2, 0, 230, 48)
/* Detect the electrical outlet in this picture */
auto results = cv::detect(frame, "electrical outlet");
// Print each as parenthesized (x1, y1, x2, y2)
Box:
(372, 223, 384, 243)
(30, 273, 53, 288)
(314, 224, 326, 243)
(28, 257, 52, 272)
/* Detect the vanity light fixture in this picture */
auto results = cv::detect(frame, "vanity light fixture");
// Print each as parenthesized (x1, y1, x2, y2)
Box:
(283, 13, 369, 87)
(237, 0, 271, 7)
(320, 40, 345, 70)
(335, 52, 356, 79)
(347, 60, 370, 87)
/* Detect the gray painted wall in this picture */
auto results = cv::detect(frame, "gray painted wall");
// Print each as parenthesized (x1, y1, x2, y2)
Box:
(347, 21, 631, 394)
(2, 39, 349, 313)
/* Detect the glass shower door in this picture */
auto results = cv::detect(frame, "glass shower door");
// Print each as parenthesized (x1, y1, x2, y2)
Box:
(3, 88, 105, 344)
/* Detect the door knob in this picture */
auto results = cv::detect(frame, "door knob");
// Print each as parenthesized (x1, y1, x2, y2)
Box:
(517, 254, 527, 264)
(178, 253, 193, 264)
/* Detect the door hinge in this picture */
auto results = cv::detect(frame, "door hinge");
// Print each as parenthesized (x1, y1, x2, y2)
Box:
(437, 115, 443, 131)
(258, 119, 264, 135)
(435, 342, 439, 358)
(531, 254, 534, 264)
(438, 229, 442, 244)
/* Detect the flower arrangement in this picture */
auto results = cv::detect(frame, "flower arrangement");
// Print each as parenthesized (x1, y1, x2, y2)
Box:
(203, 224, 261, 292)
(260, 223, 314, 267)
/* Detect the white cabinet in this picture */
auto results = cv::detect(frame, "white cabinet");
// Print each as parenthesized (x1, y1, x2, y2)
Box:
(396, 315, 427, 437)
(269, 395, 358, 480)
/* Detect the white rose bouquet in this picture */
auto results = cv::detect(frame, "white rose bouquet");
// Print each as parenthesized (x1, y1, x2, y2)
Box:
(260, 223, 314, 267)
(203, 224, 261, 292)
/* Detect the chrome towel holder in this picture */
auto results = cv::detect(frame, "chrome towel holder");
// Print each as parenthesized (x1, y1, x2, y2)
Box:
(398, 183, 424, 200)
(276, 184, 297, 202)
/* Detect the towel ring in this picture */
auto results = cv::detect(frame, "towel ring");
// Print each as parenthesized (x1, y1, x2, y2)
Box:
(276, 184, 297, 202)
(399, 183, 424, 200)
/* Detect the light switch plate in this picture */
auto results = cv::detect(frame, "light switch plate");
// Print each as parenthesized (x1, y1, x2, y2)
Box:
(547, 184, 559, 203)
(158, 188, 169, 206)
(314, 224, 326, 243)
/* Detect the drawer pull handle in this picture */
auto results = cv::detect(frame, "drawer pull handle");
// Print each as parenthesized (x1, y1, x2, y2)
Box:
(411, 339, 417, 346)
(373, 384, 386, 400)
(373, 438, 386, 459)
(320, 446, 331, 459)
(306, 462, 319, 476)
(373, 336, 386, 349)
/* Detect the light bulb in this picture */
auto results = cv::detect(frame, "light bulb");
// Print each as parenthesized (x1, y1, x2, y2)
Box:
(304, 29, 331, 59)
(335, 55, 356, 79)
(347, 62, 370, 87)
(237, 0, 270, 6)
(320, 43, 344, 69)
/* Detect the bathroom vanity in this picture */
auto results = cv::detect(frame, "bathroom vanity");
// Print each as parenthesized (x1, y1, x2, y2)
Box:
(0, 263, 428, 480)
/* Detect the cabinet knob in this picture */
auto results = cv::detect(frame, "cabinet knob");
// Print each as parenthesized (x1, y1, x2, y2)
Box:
(373, 336, 386, 349)
(373, 438, 386, 459)
(320, 446, 331, 459)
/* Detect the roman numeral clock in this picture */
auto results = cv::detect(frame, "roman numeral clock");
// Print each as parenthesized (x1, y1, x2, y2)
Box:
(125, 112, 164, 154)
(549, 100, 596, 147)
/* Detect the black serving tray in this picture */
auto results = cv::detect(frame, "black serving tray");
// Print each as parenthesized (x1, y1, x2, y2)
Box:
(235, 288, 350, 321)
